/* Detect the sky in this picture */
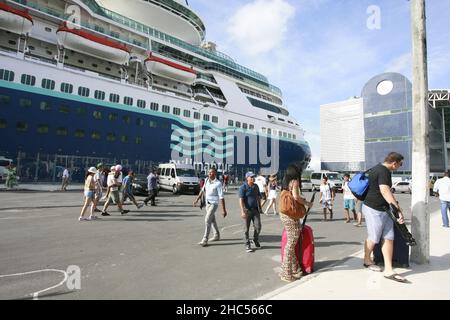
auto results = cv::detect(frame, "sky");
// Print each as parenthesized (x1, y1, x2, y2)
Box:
(188, 0, 450, 171)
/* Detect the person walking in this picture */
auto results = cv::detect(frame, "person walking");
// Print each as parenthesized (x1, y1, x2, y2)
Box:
(79, 167, 98, 221)
(144, 168, 158, 206)
(255, 173, 268, 209)
(92, 163, 104, 213)
(239, 171, 262, 252)
(193, 167, 227, 247)
(319, 176, 335, 221)
(101, 165, 129, 216)
(279, 165, 313, 282)
(342, 174, 357, 223)
(5, 164, 18, 189)
(433, 171, 450, 228)
(122, 170, 144, 210)
(61, 167, 70, 191)
(223, 172, 230, 193)
(362, 152, 408, 283)
(264, 174, 279, 215)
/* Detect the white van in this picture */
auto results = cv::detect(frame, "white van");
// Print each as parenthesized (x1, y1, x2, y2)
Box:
(158, 163, 200, 194)
(0, 156, 13, 181)
(310, 171, 343, 192)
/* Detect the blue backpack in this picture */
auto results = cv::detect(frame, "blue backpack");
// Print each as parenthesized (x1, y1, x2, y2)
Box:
(348, 170, 371, 200)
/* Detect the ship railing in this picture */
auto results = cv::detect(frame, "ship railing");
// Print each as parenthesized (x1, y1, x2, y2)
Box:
(11, 0, 282, 97)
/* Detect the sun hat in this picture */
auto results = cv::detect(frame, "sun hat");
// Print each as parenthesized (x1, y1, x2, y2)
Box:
(115, 164, 122, 171)
(96, 162, 103, 169)
(88, 167, 97, 174)
(110, 166, 116, 171)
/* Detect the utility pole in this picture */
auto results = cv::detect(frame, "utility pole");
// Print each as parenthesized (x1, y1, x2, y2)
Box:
(410, 0, 429, 264)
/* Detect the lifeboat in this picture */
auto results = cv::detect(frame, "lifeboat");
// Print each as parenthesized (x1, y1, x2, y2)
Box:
(56, 24, 130, 65)
(145, 54, 197, 85)
(0, 2, 33, 35)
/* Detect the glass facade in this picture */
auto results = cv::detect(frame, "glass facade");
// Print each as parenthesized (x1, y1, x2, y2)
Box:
(362, 73, 444, 173)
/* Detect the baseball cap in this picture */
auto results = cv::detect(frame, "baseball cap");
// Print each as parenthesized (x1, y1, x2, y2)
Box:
(88, 167, 97, 174)
(245, 171, 255, 178)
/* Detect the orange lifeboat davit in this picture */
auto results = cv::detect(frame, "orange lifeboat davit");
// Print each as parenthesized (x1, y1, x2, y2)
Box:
(56, 24, 130, 65)
(145, 54, 197, 85)
(0, 2, 33, 35)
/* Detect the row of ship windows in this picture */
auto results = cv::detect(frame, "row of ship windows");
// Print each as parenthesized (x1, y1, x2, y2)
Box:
(0, 70, 297, 139)
(0, 120, 148, 144)
(0, 94, 297, 140)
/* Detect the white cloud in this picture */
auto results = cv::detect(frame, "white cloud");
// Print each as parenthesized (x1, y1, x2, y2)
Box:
(227, 0, 296, 55)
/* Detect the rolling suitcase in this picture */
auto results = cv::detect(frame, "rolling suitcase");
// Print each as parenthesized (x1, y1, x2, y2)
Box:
(373, 226, 410, 268)
(281, 193, 315, 274)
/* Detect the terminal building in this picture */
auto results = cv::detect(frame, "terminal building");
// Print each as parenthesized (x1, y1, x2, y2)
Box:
(320, 72, 447, 174)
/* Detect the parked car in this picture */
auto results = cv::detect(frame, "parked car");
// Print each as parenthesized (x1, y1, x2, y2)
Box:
(301, 179, 313, 192)
(132, 174, 149, 196)
(391, 181, 411, 194)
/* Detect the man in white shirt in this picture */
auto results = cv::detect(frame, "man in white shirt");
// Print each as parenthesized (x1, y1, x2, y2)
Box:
(193, 167, 227, 246)
(61, 168, 70, 191)
(255, 174, 268, 209)
(319, 176, 335, 221)
(433, 172, 450, 228)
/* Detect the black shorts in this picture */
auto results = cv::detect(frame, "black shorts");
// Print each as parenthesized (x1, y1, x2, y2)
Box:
(260, 192, 267, 200)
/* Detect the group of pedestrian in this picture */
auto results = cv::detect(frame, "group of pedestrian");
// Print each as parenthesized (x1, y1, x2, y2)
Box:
(79, 164, 159, 221)
(192, 151, 412, 284)
(76, 151, 412, 285)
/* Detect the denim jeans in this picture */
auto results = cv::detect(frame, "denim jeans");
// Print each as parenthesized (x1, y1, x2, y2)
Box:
(440, 201, 450, 227)
(243, 208, 261, 244)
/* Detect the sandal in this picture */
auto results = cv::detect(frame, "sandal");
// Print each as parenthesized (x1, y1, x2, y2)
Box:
(363, 263, 382, 272)
(384, 273, 409, 283)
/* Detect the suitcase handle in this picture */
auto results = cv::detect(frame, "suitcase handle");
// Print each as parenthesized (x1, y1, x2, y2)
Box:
(301, 192, 316, 229)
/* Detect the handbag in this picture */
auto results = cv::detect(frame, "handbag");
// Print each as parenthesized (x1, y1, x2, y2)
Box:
(279, 190, 306, 219)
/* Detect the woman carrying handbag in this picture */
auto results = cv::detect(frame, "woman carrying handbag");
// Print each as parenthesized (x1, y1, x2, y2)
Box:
(279, 165, 313, 282)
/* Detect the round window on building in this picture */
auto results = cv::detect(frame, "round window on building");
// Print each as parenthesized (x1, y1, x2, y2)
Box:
(376, 80, 394, 95)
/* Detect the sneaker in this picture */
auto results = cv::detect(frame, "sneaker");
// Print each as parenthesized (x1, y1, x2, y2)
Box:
(210, 235, 220, 242)
(94, 208, 102, 213)
(137, 203, 144, 209)
(253, 240, 261, 248)
(198, 239, 208, 247)
(88, 215, 99, 220)
(78, 217, 88, 221)
(245, 243, 253, 252)
(151, 203, 157, 206)
(121, 210, 130, 215)
(101, 211, 110, 216)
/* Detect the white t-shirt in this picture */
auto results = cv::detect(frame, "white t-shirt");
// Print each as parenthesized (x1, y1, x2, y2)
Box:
(433, 176, 450, 201)
(62, 169, 69, 178)
(107, 172, 123, 192)
(255, 176, 267, 194)
(202, 178, 224, 205)
(320, 182, 335, 201)
(343, 181, 356, 200)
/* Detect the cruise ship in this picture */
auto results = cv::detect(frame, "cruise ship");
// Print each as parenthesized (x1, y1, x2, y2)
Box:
(0, 0, 311, 182)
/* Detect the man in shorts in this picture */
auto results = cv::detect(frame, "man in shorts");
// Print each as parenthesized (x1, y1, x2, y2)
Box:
(362, 152, 408, 283)
(319, 176, 335, 221)
(342, 174, 357, 223)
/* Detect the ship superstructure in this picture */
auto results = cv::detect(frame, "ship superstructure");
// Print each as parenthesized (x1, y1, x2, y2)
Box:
(0, 0, 310, 182)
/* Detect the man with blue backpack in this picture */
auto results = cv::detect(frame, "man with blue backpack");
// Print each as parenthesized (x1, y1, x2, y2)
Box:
(357, 152, 408, 283)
